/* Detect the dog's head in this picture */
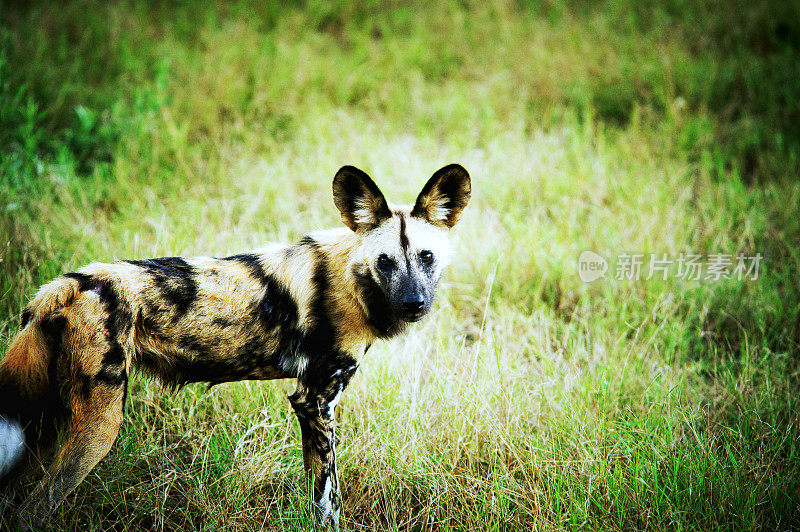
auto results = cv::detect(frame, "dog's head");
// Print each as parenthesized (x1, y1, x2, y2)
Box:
(333, 164, 471, 325)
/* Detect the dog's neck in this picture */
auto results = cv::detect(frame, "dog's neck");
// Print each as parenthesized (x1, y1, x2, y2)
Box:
(301, 229, 406, 355)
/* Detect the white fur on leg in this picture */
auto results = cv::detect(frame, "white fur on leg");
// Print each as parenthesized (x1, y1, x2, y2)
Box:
(315, 474, 340, 530)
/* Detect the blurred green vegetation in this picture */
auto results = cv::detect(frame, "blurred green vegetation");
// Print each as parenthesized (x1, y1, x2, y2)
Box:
(1, 0, 799, 530)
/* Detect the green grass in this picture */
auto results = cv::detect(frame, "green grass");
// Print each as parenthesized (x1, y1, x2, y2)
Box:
(1, 0, 799, 529)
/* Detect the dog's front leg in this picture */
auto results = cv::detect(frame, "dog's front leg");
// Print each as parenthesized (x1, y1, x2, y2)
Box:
(288, 365, 356, 529)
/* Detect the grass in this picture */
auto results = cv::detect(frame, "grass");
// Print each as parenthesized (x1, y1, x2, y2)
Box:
(1, 0, 799, 529)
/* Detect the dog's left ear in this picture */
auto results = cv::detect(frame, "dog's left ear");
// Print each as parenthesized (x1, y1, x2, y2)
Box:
(333, 165, 392, 232)
(411, 164, 471, 228)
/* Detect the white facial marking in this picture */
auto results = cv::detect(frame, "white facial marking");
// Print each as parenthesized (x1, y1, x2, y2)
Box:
(357, 209, 451, 268)
(403, 215, 452, 270)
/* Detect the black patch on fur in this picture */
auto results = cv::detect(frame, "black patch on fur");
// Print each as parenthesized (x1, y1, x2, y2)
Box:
(126, 257, 198, 317)
(300, 247, 334, 357)
(211, 316, 236, 328)
(98, 281, 133, 339)
(299, 235, 317, 247)
(20, 308, 32, 328)
(40, 314, 68, 381)
(137, 346, 254, 388)
(101, 343, 125, 366)
(295, 247, 360, 388)
(93, 281, 132, 393)
(261, 275, 299, 329)
(399, 214, 409, 252)
(34, 314, 71, 447)
(284, 236, 316, 258)
(94, 367, 127, 388)
(399, 214, 412, 270)
(237, 334, 291, 379)
(237, 335, 270, 364)
(137, 312, 169, 340)
(351, 266, 406, 339)
(222, 253, 268, 285)
(64, 271, 95, 292)
(178, 334, 214, 358)
(94, 344, 127, 390)
(78, 373, 93, 400)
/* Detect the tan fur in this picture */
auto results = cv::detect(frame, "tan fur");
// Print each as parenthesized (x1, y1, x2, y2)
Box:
(1, 327, 49, 400)
(25, 277, 80, 326)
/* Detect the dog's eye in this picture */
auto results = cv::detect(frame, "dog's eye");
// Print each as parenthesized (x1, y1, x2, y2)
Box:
(377, 254, 394, 269)
(420, 251, 433, 263)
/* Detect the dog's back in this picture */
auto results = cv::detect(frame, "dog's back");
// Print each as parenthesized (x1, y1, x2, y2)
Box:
(0, 245, 324, 525)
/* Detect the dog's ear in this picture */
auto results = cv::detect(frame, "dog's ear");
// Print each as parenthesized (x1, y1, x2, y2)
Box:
(411, 164, 471, 228)
(333, 166, 392, 232)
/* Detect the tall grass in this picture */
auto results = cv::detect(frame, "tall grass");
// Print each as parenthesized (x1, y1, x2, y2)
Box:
(1, 1, 799, 529)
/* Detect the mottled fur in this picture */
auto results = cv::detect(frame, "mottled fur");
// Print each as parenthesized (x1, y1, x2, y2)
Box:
(0, 164, 470, 529)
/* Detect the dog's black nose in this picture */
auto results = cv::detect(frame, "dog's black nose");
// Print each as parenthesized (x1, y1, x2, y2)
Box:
(402, 294, 425, 313)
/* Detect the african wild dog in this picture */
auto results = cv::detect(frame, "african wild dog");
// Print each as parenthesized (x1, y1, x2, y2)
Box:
(0, 164, 471, 528)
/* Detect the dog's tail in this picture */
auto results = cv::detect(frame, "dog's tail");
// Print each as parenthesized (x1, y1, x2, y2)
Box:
(0, 417, 25, 477)
(0, 275, 83, 480)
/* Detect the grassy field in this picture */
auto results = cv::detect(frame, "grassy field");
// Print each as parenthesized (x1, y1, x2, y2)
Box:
(1, 0, 799, 529)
